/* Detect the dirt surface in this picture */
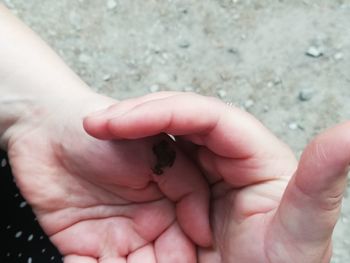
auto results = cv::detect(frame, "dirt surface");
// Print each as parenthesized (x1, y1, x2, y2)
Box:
(4, 0, 350, 261)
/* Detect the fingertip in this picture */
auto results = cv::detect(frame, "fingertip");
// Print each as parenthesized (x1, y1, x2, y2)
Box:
(176, 192, 212, 247)
(106, 116, 129, 137)
(295, 121, 350, 196)
(82, 116, 115, 140)
(274, 122, 350, 244)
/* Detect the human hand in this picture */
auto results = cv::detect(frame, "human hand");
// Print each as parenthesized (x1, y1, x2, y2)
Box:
(85, 92, 349, 263)
(5, 91, 211, 263)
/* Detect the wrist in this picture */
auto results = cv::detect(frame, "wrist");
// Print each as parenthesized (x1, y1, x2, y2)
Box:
(0, 87, 102, 151)
(0, 94, 34, 150)
(0, 4, 120, 151)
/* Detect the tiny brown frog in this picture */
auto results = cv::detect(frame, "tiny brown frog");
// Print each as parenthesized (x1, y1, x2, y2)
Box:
(152, 140, 176, 175)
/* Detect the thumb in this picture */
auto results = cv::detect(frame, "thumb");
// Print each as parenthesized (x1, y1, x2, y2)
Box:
(274, 122, 350, 248)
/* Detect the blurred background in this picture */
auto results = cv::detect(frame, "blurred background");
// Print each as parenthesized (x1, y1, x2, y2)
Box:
(3, 0, 350, 261)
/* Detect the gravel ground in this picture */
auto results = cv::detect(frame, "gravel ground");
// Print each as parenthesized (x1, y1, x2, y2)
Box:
(3, 0, 350, 262)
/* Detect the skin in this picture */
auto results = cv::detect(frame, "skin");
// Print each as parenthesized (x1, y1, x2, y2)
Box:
(84, 92, 350, 263)
(5, 91, 212, 262)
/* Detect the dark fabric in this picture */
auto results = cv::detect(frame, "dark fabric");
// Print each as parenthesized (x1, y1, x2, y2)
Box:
(0, 150, 63, 263)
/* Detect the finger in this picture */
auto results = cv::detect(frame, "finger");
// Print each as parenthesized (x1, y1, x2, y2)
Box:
(96, 93, 296, 185)
(146, 135, 212, 247)
(274, 121, 350, 245)
(155, 223, 196, 263)
(83, 92, 181, 140)
(127, 244, 156, 263)
(104, 93, 292, 159)
(64, 255, 97, 263)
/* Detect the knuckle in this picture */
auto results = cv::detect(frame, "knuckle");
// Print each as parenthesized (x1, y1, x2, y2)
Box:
(319, 191, 344, 211)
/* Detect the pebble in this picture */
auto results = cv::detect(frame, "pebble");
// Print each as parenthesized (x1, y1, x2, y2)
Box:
(161, 52, 169, 60)
(149, 84, 160, 93)
(298, 88, 314, 101)
(334, 52, 344, 60)
(227, 47, 238, 54)
(273, 77, 282, 85)
(181, 9, 188, 14)
(102, 74, 111, 81)
(341, 216, 349, 223)
(217, 89, 227, 99)
(244, 99, 254, 109)
(306, 46, 323, 57)
(288, 122, 299, 130)
(266, 77, 282, 88)
(267, 81, 274, 88)
(178, 40, 191, 49)
(107, 0, 117, 10)
(219, 72, 231, 81)
(183, 86, 194, 92)
(78, 53, 91, 63)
